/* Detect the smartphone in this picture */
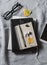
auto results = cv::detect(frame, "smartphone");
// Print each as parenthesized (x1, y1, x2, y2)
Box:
(40, 22, 47, 43)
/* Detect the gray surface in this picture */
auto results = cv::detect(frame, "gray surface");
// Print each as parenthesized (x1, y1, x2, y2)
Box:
(0, 0, 47, 65)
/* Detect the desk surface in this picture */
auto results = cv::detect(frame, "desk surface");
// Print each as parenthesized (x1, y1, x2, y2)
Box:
(0, 0, 47, 65)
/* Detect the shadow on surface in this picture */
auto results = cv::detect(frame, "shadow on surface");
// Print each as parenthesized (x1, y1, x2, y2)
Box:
(5, 28, 10, 65)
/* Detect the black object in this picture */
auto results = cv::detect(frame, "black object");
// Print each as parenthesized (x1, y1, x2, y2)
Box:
(2, 2, 23, 20)
(11, 18, 38, 54)
(41, 24, 47, 41)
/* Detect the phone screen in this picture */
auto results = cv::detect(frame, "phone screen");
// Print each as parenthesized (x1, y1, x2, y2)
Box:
(41, 24, 47, 41)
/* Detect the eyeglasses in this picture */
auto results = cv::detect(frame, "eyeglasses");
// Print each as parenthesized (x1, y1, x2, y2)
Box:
(2, 2, 23, 20)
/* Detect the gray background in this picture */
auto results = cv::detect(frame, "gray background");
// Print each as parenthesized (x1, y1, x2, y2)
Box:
(0, 0, 47, 65)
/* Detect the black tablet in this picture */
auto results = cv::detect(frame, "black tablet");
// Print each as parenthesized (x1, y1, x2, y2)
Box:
(40, 23, 47, 43)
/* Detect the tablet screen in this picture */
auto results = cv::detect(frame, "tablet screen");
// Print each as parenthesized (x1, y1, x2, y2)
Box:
(41, 24, 47, 41)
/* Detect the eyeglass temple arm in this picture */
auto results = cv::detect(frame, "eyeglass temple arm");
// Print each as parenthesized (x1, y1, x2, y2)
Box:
(12, 2, 23, 10)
